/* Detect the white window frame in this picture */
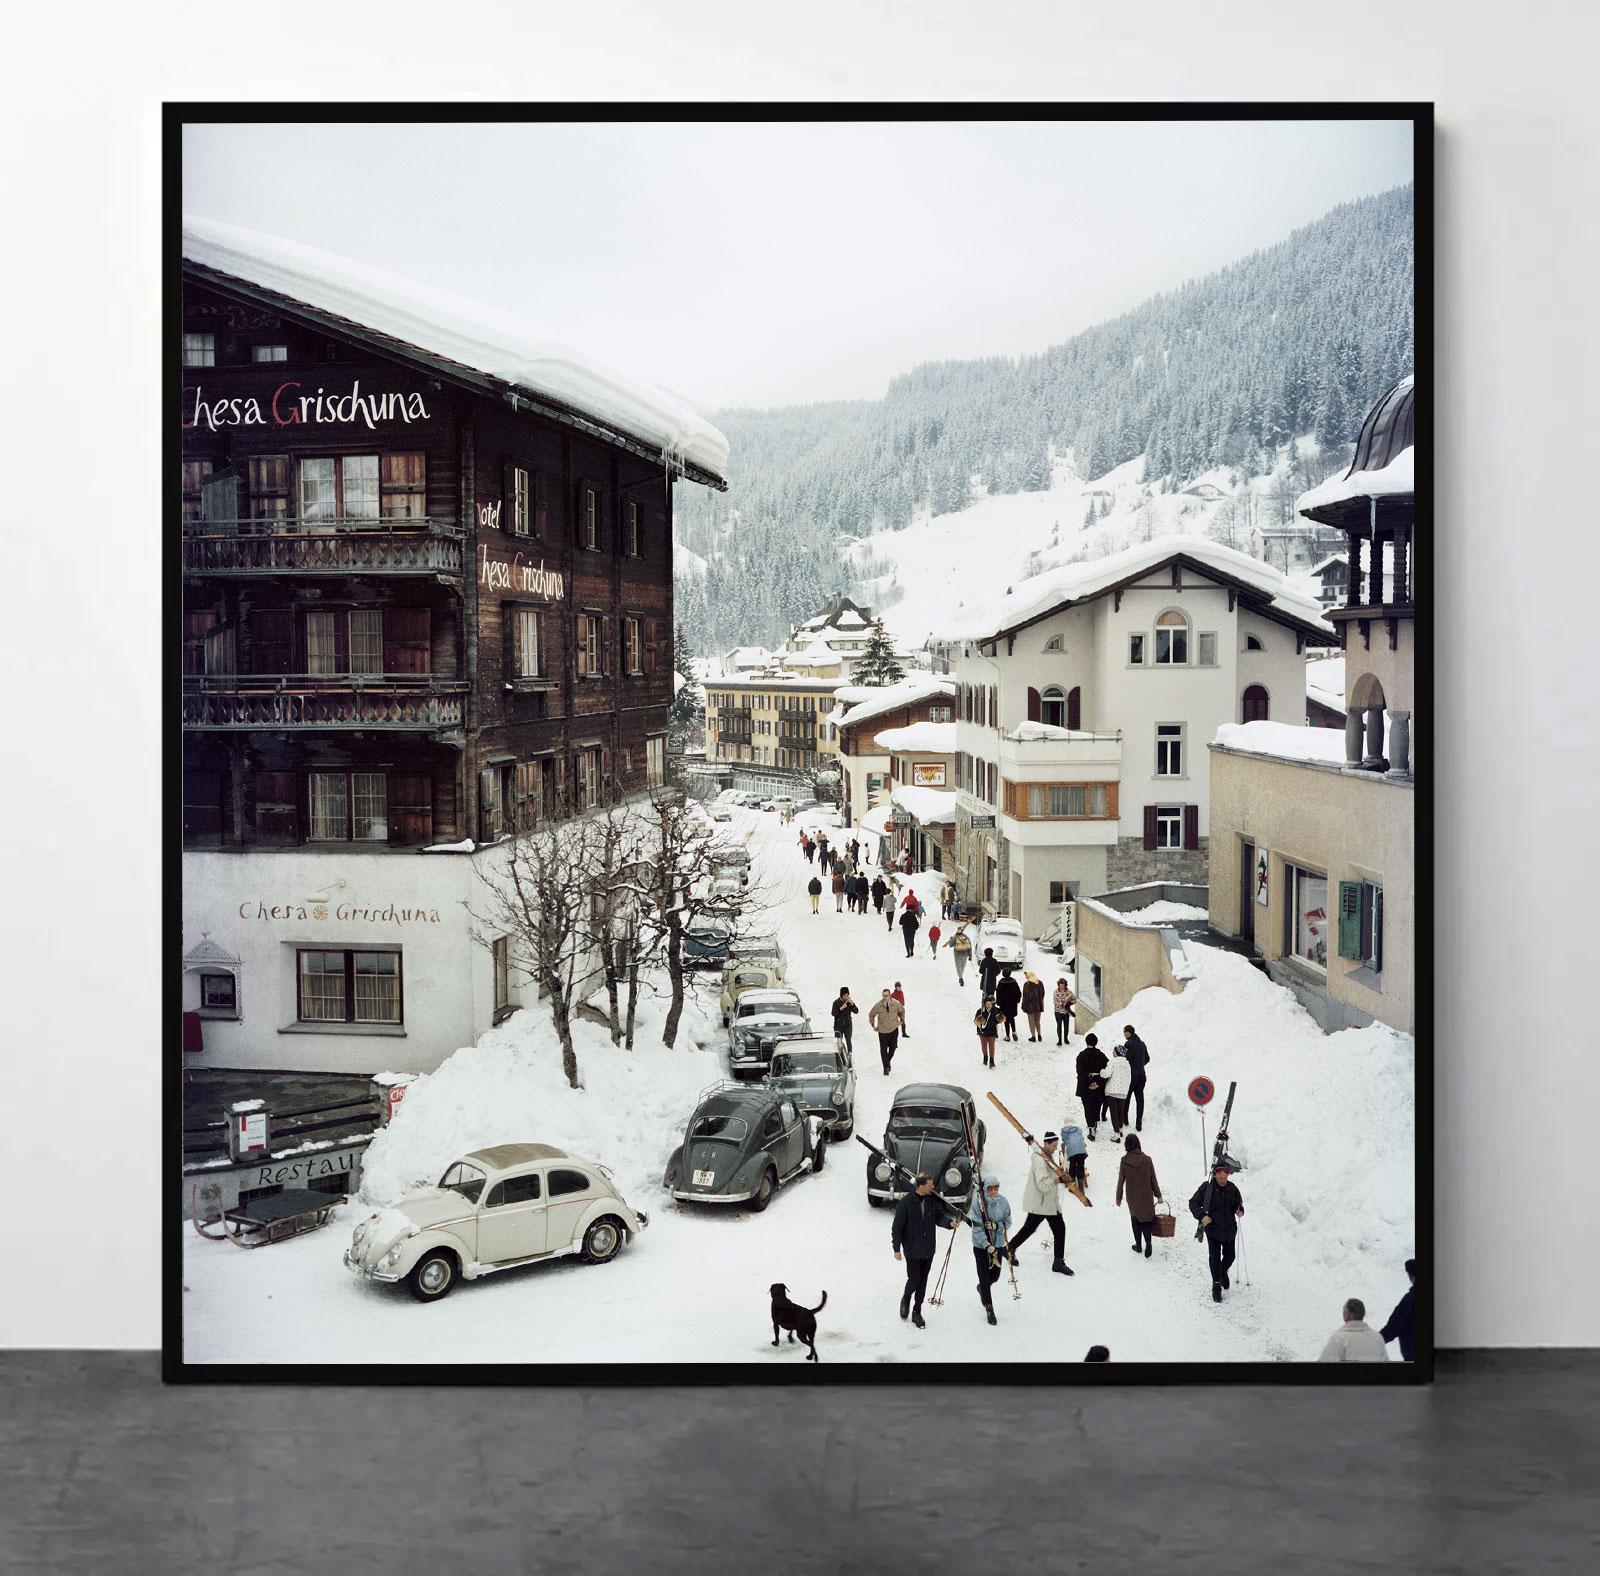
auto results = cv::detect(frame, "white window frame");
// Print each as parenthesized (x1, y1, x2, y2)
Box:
(252, 344, 288, 363)
(1154, 610, 1189, 666)
(512, 466, 531, 536)
(515, 606, 541, 678)
(183, 332, 215, 367)
(624, 616, 643, 675)
(1078, 956, 1103, 1013)
(1286, 862, 1330, 973)
(1155, 805, 1183, 850)
(1155, 722, 1186, 778)
(1127, 632, 1146, 666)
(1040, 686, 1067, 728)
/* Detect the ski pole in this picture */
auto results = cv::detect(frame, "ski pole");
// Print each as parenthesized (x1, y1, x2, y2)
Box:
(929, 1221, 958, 1307)
(1236, 1224, 1250, 1288)
(1000, 1228, 1021, 1300)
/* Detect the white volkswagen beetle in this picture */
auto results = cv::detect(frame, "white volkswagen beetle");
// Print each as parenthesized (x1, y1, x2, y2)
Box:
(344, 1143, 647, 1303)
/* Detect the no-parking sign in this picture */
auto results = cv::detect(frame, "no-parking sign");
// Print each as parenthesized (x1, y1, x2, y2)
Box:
(1188, 1076, 1215, 1108)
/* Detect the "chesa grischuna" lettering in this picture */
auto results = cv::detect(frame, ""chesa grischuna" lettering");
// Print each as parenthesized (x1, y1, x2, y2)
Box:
(184, 380, 430, 432)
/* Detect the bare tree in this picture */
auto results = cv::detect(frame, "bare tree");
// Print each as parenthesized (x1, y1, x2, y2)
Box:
(574, 803, 650, 1047)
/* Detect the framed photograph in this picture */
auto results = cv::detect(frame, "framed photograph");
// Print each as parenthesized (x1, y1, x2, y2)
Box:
(168, 104, 1428, 1381)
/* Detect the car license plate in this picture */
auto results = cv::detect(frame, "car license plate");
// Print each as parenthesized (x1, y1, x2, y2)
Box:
(693, 1169, 715, 1186)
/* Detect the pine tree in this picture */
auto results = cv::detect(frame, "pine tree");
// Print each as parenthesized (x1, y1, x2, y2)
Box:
(854, 618, 905, 686)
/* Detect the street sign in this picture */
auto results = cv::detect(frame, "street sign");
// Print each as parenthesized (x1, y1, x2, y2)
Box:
(1187, 1076, 1215, 1108)
(969, 814, 996, 830)
(388, 1084, 408, 1116)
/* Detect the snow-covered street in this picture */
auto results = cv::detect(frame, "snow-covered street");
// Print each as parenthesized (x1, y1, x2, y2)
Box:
(184, 805, 1414, 1366)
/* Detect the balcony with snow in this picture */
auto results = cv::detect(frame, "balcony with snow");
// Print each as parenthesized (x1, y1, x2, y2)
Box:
(998, 720, 1122, 778)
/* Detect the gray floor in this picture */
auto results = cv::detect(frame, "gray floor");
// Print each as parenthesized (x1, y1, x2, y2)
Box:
(2, 1352, 1596, 1574)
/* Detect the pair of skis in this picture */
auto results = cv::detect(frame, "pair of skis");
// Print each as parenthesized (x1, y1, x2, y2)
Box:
(986, 1093, 1093, 1209)
(1195, 1080, 1238, 1241)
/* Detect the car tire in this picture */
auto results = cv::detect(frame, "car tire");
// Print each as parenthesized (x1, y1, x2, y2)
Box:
(580, 1215, 626, 1265)
(749, 1169, 776, 1213)
(866, 1195, 886, 1208)
(407, 1250, 457, 1303)
(835, 1121, 854, 1141)
(811, 1136, 828, 1174)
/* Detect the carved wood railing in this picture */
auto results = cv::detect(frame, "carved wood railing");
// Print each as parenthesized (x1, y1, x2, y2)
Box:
(182, 519, 464, 576)
(182, 676, 468, 730)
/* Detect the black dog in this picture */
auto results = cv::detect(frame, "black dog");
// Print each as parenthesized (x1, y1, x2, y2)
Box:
(769, 1283, 827, 1362)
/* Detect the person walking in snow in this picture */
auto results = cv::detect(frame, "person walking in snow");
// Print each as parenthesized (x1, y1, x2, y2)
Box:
(899, 903, 921, 960)
(1189, 1160, 1244, 1304)
(927, 921, 942, 958)
(1076, 1035, 1109, 1139)
(1116, 1134, 1163, 1259)
(977, 947, 1003, 996)
(1053, 978, 1076, 1045)
(1020, 972, 1046, 1041)
(831, 867, 846, 912)
(1004, 1133, 1073, 1277)
(891, 981, 909, 1038)
(942, 881, 957, 920)
(973, 995, 1002, 1067)
(968, 1173, 1014, 1325)
(1120, 1025, 1150, 1132)
(1318, 1299, 1391, 1363)
(1381, 1260, 1417, 1361)
(868, 988, 905, 1075)
(807, 873, 823, 915)
(848, 838, 860, 865)
(994, 970, 1022, 1042)
(802, 834, 815, 864)
(1058, 1111, 1089, 1191)
(830, 986, 858, 1054)
(891, 1172, 954, 1329)
(871, 874, 889, 916)
(817, 835, 831, 869)
(951, 924, 974, 987)
(1103, 1045, 1133, 1137)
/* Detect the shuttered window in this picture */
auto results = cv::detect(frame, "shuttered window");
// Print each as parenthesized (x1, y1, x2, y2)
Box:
(577, 614, 602, 678)
(511, 466, 531, 534)
(625, 617, 643, 675)
(1155, 806, 1183, 850)
(308, 773, 349, 841)
(625, 500, 640, 556)
(182, 460, 215, 523)
(248, 456, 291, 522)
(510, 606, 542, 678)
(581, 485, 601, 550)
(388, 775, 434, 845)
(380, 453, 426, 520)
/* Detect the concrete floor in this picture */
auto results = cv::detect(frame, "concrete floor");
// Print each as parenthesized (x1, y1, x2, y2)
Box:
(1, 1353, 1596, 1573)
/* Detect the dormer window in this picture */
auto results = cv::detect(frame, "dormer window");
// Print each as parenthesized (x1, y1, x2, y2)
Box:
(1154, 610, 1189, 665)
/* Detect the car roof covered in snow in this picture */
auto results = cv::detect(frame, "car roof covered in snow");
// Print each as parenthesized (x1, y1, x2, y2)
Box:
(462, 1143, 569, 1172)
(982, 917, 1023, 932)
(891, 1082, 970, 1109)
(737, 989, 804, 1010)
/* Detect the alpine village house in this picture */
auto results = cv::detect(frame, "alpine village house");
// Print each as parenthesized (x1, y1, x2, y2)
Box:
(180, 219, 728, 1073)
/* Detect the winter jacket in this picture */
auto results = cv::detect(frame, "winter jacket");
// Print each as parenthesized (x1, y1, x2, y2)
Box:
(870, 878, 889, 906)
(1020, 980, 1046, 1014)
(1020, 1150, 1063, 1216)
(1053, 983, 1075, 1015)
(807, 877, 823, 896)
(1104, 1052, 1133, 1099)
(928, 925, 942, 945)
(1058, 1123, 1087, 1159)
(901, 891, 921, 913)
(891, 986, 906, 1010)
(831, 872, 846, 894)
(973, 1001, 1003, 1038)
(1188, 1178, 1244, 1238)
(1121, 1033, 1150, 1082)
(994, 976, 1022, 1013)
(830, 996, 859, 1033)
(1075, 1046, 1108, 1098)
(967, 1189, 1013, 1249)
(891, 1188, 951, 1258)
(1115, 1151, 1163, 1221)
(1381, 1287, 1417, 1361)
(951, 929, 974, 956)
(1318, 1321, 1391, 1363)
(868, 998, 906, 1033)
(977, 953, 1003, 993)
(899, 910, 921, 936)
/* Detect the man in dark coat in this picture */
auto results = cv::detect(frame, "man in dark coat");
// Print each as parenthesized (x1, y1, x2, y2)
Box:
(977, 947, 1003, 996)
(1381, 1259, 1417, 1361)
(993, 971, 1022, 1041)
(1120, 1024, 1151, 1132)
(829, 987, 858, 1053)
(1188, 1161, 1245, 1303)
(891, 1173, 954, 1328)
(1075, 1035, 1109, 1138)
(870, 875, 889, 914)
(898, 904, 921, 959)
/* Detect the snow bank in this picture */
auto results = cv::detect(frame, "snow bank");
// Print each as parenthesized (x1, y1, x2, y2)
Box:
(874, 721, 955, 752)
(890, 784, 958, 825)
(1213, 720, 1347, 765)
(1120, 900, 1210, 925)
(1007, 721, 1102, 743)
(183, 215, 729, 483)
(358, 995, 719, 1209)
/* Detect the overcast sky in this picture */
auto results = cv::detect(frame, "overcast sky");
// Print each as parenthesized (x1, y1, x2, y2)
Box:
(184, 118, 1412, 412)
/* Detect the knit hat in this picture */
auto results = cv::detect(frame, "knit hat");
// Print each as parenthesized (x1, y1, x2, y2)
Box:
(1042, 1130, 1059, 1143)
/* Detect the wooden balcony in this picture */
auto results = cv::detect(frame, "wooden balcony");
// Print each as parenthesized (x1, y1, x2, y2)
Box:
(181, 518, 465, 578)
(183, 675, 469, 733)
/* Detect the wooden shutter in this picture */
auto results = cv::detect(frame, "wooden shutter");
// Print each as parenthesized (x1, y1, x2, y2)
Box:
(1142, 804, 1158, 851)
(601, 746, 613, 804)
(380, 452, 426, 520)
(1337, 881, 1362, 959)
(502, 461, 520, 533)
(1373, 888, 1384, 972)
(644, 618, 658, 676)
(253, 771, 300, 845)
(183, 769, 227, 841)
(505, 606, 521, 680)
(1027, 687, 1041, 723)
(1067, 686, 1081, 731)
(383, 607, 431, 675)
(479, 767, 501, 841)
(602, 615, 613, 676)
(1183, 804, 1200, 851)
(388, 775, 434, 845)
(534, 471, 549, 538)
(250, 609, 294, 674)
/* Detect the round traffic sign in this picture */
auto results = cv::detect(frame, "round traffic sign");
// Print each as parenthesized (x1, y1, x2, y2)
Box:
(1188, 1076, 1215, 1108)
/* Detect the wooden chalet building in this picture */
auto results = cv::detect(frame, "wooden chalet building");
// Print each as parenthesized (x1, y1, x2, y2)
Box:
(179, 219, 727, 1073)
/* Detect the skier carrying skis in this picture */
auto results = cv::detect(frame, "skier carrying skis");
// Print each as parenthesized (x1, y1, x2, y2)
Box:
(1076, 1034, 1109, 1139)
(1003, 1133, 1074, 1277)
(890, 1173, 955, 1329)
(1189, 1160, 1245, 1303)
(951, 923, 974, 987)
(967, 1173, 1013, 1326)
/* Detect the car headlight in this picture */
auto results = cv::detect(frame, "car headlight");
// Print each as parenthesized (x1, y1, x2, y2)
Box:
(380, 1242, 405, 1269)
(353, 1217, 375, 1249)
(944, 1166, 964, 1188)
(873, 1162, 891, 1182)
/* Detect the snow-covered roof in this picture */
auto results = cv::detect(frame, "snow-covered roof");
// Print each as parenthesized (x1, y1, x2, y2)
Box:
(938, 535, 1332, 644)
(1297, 445, 1414, 515)
(859, 805, 893, 837)
(708, 671, 843, 692)
(723, 646, 773, 669)
(1306, 656, 1345, 711)
(1211, 719, 1395, 766)
(833, 673, 958, 732)
(182, 215, 729, 486)
(875, 721, 957, 753)
(1308, 554, 1347, 577)
(891, 784, 959, 825)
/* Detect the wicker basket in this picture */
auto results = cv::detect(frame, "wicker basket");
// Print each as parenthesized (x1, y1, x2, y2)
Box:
(1152, 1201, 1178, 1239)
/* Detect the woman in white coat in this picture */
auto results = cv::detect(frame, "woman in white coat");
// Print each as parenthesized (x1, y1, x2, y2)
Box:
(1103, 1047, 1133, 1137)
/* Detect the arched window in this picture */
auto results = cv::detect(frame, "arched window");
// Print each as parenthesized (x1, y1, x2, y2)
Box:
(1245, 634, 1264, 652)
(1040, 686, 1066, 728)
(1042, 634, 1063, 652)
(1242, 685, 1269, 723)
(1154, 609, 1189, 665)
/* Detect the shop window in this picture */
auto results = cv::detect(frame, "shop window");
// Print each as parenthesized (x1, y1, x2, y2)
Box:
(297, 949, 403, 1024)
(1154, 610, 1189, 666)
(1285, 864, 1330, 971)
(1079, 958, 1103, 1012)
(252, 344, 288, 363)
(183, 332, 215, 367)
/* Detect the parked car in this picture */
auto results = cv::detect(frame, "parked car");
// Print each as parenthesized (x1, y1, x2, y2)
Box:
(344, 1143, 646, 1303)
(865, 1083, 985, 1209)
(714, 844, 752, 869)
(727, 933, 787, 979)
(977, 916, 1026, 969)
(764, 1034, 856, 1139)
(719, 962, 787, 1025)
(664, 1084, 827, 1210)
(768, 796, 798, 813)
(727, 988, 810, 1077)
(1035, 908, 1075, 955)
(682, 914, 733, 969)
(709, 806, 734, 823)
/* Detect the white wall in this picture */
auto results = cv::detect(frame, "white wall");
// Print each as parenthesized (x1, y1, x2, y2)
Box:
(3, 0, 1598, 1349)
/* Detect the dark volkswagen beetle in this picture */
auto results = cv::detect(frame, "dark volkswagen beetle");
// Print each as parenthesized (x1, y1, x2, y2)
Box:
(865, 1082, 985, 1209)
(664, 1083, 827, 1211)
(763, 1033, 856, 1139)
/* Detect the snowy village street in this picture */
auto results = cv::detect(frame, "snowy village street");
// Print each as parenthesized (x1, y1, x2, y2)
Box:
(184, 805, 1414, 1367)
